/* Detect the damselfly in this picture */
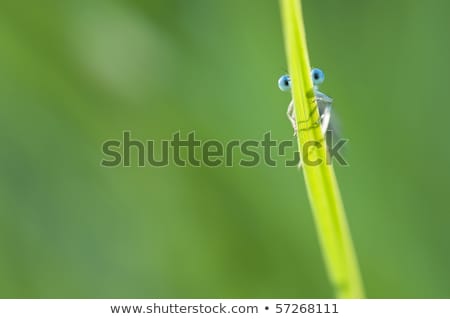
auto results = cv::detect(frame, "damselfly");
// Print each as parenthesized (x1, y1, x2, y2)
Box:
(278, 68, 333, 137)
(278, 68, 339, 167)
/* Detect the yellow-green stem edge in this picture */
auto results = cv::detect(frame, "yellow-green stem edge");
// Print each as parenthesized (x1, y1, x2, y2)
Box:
(279, 0, 365, 298)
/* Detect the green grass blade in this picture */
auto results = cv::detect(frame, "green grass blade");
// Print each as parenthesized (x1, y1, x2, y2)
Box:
(279, 0, 365, 298)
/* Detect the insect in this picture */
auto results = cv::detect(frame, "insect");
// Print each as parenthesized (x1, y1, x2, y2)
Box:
(278, 68, 333, 137)
(278, 68, 338, 168)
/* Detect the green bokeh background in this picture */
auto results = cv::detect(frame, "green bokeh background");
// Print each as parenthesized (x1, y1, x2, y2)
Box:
(0, 0, 449, 298)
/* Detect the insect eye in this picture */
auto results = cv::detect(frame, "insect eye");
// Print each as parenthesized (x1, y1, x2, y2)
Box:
(311, 68, 325, 86)
(278, 75, 291, 92)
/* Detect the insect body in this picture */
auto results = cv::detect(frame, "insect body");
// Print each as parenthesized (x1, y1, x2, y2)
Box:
(278, 68, 333, 137)
(278, 68, 338, 168)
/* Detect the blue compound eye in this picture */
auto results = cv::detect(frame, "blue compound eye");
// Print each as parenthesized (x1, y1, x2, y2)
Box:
(278, 74, 291, 92)
(311, 68, 325, 86)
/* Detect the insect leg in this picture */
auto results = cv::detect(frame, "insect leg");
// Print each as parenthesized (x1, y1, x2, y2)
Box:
(320, 104, 332, 135)
(286, 100, 298, 136)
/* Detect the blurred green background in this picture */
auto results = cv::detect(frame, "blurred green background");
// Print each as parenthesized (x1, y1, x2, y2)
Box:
(0, 0, 449, 298)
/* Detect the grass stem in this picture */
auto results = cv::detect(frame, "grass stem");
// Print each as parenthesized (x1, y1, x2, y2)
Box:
(279, 0, 365, 298)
